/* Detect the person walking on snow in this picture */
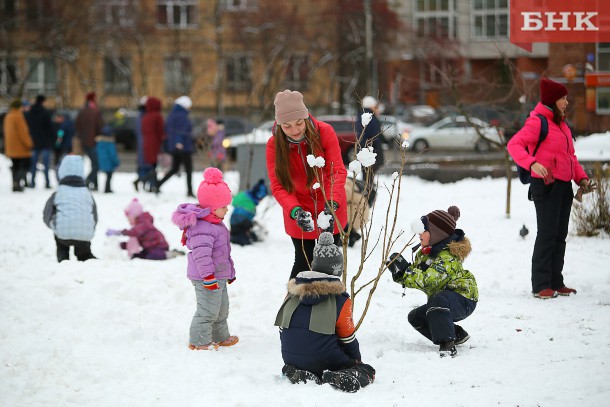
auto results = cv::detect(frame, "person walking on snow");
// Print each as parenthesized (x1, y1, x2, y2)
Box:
(156, 96, 195, 197)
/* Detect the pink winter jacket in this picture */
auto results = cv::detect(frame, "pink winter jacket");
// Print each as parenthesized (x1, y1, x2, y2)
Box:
(507, 103, 588, 184)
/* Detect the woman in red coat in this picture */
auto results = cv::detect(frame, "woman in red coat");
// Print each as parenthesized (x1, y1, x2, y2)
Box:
(266, 90, 347, 279)
(139, 97, 165, 191)
(508, 78, 592, 299)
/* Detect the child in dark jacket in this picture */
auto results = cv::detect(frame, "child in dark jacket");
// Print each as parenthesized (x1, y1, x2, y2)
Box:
(106, 198, 175, 260)
(172, 167, 239, 350)
(275, 232, 375, 393)
(43, 155, 97, 262)
(229, 179, 268, 246)
(386, 206, 478, 358)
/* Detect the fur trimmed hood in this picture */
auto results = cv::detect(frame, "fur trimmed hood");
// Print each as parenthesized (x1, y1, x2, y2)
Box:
(171, 203, 210, 230)
(288, 271, 346, 303)
(447, 236, 471, 262)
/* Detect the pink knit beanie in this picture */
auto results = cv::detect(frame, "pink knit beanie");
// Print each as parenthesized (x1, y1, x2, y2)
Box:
(125, 198, 143, 218)
(274, 90, 309, 125)
(207, 119, 219, 135)
(197, 167, 232, 210)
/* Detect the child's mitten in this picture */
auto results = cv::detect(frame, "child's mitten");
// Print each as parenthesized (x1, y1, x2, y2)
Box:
(203, 275, 219, 291)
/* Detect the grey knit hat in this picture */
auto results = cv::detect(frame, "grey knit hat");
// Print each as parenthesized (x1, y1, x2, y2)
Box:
(274, 90, 309, 125)
(311, 232, 343, 276)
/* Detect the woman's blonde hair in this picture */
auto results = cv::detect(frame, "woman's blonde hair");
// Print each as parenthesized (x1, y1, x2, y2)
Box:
(274, 118, 323, 193)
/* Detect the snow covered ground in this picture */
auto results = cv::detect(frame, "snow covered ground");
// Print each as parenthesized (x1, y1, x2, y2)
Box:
(1, 134, 609, 406)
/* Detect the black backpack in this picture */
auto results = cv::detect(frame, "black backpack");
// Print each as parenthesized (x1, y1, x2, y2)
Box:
(516, 114, 548, 184)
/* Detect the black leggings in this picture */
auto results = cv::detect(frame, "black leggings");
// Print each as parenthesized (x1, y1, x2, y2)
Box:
(157, 151, 193, 195)
(290, 233, 342, 279)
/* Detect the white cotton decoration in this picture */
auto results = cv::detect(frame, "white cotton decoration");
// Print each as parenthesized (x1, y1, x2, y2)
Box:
(313, 182, 320, 189)
(348, 160, 362, 174)
(317, 211, 332, 230)
(361, 112, 373, 127)
(392, 171, 399, 180)
(411, 218, 425, 234)
(401, 140, 410, 149)
(356, 148, 377, 167)
(306, 155, 325, 168)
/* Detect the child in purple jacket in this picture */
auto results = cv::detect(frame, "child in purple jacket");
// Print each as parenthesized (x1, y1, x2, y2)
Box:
(106, 198, 175, 260)
(172, 167, 239, 350)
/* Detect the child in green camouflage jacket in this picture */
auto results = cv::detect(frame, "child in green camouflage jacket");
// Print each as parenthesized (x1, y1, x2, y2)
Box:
(386, 205, 478, 358)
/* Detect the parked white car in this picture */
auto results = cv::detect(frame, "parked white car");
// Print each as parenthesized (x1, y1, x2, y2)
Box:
(379, 115, 424, 147)
(404, 115, 503, 153)
(222, 120, 275, 160)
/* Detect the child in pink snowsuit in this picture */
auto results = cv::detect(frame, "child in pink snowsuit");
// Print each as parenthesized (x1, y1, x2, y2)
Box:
(106, 198, 170, 260)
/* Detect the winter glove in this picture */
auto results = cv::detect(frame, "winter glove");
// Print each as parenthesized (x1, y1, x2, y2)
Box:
(203, 275, 219, 291)
(292, 207, 314, 232)
(386, 253, 411, 283)
(106, 229, 122, 236)
(228, 277, 236, 284)
(323, 201, 339, 232)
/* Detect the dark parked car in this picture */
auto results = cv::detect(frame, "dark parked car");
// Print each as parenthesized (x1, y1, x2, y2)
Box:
(315, 115, 358, 164)
(107, 109, 139, 150)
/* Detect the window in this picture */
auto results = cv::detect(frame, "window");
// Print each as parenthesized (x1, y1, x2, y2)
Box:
(25, 0, 54, 23)
(104, 57, 132, 94)
(598, 43, 610, 72)
(471, 0, 509, 40)
(225, 54, 251, 91)
(414, 0, 456, 39)
(284, 54, 309, 89)
(596, 87, 610, 114)
(98, 0, 137, 27)
(164, 56, 192, 94)
(0, 57, 18, 95)
(0, 0, 17, 27)
(224, 0, 258, 11)
(157, 0, 197, 28)
(25, 58, 57, 96)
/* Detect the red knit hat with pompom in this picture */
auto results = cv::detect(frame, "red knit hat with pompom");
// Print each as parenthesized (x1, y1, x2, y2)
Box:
(424, 206, 461, 246)
(197, 167, 232, 210)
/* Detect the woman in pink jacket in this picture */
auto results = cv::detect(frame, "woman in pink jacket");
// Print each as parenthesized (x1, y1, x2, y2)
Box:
(266, 90, 347, 280)
(508, 78, 593, 299)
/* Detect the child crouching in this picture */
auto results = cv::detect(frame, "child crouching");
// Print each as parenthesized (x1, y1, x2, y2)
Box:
(172, 167, 239, 350)
(230, 178, 268, 246)
(386, 206, 478, 357)
(106, 198, 180, 260)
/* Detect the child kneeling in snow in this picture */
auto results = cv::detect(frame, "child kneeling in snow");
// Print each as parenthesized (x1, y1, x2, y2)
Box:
(172, 167, 239, 350)
(229, 178, 268, 246)
(386, 206, 478, 357)
(106, 198, 180, 260)
(275, 232, 375, 392)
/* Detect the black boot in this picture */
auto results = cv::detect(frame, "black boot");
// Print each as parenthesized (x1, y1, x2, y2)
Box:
(104, 172, 113, 193)
(322, 364, 375, 393)
(454, 325, 470, 345)
(439, 340, 457, 358)
(281, 364, 321, 385)
(348, 230, 361, 247)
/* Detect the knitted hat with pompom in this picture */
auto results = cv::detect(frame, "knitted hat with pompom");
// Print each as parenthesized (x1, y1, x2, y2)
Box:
(311, 232, 343, 276)
(125, 198, 143, 218)
(197, 167, 232, 211)
(422, 206, 461, 246)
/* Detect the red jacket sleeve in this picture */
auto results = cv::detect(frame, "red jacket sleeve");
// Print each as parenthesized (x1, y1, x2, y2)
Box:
(507, 114, 543, 171)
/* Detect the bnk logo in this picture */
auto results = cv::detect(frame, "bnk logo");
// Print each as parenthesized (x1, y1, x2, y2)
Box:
(521, 12, 598, 31)
(510, 0, 610, 51)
